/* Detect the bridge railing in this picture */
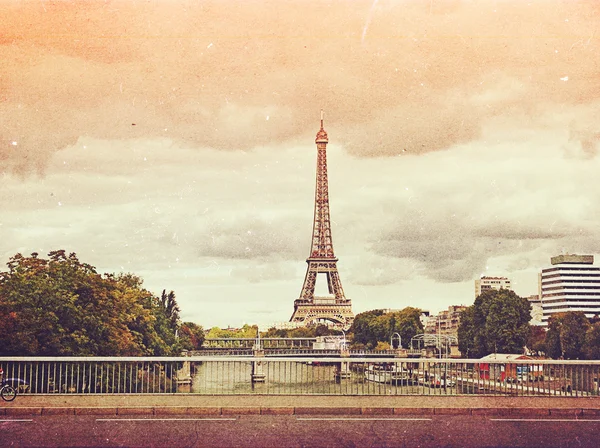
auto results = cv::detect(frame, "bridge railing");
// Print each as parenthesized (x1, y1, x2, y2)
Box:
(203, 338, 317, 349)
(0, 357, 598, 397)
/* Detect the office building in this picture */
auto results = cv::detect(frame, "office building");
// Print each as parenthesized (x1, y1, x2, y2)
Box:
(539, 254, 600, 325)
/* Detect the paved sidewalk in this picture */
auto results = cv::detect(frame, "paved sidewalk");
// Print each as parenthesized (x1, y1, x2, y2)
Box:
(1, 394, 599, 416)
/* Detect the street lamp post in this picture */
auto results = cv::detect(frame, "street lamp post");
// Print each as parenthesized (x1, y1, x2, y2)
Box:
(391, 332, 401, 350)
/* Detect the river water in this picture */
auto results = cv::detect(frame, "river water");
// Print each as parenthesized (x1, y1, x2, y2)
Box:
(190, 361, 465, 396)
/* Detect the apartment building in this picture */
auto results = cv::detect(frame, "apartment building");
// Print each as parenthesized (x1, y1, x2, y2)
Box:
(475, 276, 512, 298)
(424, 305, 467, 338)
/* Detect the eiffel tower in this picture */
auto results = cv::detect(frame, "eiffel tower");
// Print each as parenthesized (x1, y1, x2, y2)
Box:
(290, 112, 354, 330)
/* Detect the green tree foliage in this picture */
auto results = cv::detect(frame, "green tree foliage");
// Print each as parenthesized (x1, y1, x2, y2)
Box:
(584, 322, 600, 360)
(457, 289, 531, 358)
(178, 322, 206, 351)
(457, 307, 478, 358)
(263, 327, 290, 338)
(544, 312, 590, 359)
(262, 324, 337, 339)
(0, 251, 187, 356)
(349, 308, 423, 350)
(526, 325, 547, 356)
(206, 324, 259, 339)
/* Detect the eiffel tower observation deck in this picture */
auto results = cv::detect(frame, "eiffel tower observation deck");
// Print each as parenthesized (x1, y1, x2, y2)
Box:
(290, 112, 354, 330)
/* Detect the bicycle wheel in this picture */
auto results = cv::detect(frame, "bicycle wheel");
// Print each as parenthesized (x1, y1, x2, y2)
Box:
(1, 385, 16, 401)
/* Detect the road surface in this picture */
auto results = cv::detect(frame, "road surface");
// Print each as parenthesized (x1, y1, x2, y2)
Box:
(1, 414, 599, 447)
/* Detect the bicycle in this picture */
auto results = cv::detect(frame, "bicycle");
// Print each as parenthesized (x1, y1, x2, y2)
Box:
(0, 368, 17, 402)
(0, 382, 16, 401)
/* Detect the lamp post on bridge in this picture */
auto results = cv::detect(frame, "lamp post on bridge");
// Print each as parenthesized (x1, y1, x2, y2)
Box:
(340, 329, 347, 350)
(335, 328, 351, 381)
(390, 332, 402, 350)
(251, 327, 266, 383)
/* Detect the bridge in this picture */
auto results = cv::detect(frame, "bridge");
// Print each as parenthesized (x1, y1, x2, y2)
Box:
(199, 337, 425, 357)
(202, 337, 317, 349)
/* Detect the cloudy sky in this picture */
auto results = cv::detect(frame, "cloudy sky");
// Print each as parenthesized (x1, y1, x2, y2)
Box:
(1, 0, 599, 328)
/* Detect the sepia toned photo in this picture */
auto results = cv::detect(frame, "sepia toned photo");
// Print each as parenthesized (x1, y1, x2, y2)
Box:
(1, 1, 599, 446)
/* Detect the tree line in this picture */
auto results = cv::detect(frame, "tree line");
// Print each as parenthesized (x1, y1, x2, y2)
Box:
(0, 251, 204, 356)
(4, 251, 600, 359)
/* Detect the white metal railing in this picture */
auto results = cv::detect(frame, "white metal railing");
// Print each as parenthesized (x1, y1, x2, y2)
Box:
(0, 357, 598, 397)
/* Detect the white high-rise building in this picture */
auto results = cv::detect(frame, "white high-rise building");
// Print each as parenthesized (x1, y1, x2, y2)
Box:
(474, 276, 511, 298)
(539, 254, 600, 325)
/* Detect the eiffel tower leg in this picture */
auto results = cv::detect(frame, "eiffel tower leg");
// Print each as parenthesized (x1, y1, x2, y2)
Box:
(300, 270, 317, 302)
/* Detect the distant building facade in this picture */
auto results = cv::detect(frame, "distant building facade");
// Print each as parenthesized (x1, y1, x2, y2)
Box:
(424, 305, 467, 338)
(526, 294, 544, 326)
(475, 276, 512, 298)
(539, 254, 600, 325)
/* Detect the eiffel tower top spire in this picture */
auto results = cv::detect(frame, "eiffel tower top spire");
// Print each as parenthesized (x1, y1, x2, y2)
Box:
(309, 110, 335, 259)
(316, 109, 328, 143)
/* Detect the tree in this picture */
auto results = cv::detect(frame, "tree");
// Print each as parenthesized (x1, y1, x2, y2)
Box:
(544, 312, 590, 359)
(0, 251, 188, 356)
(178, 322, 205, 351)
(349, 308, 423, 349)
(151, 290, 181, 354)
(457, 289, 531, 358)
(584, 322, 600, 360)
(159, 290, 180, 330)
(526, 325, 547, 356)
(206, 324, 259, 339)
(350, 309, 385, 348)
(457, 307, 478, 358)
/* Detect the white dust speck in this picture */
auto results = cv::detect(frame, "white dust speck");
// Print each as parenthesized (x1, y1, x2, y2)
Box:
(560, 76, 569, 81)
(555, 49, 559, 53)
(207, 43, 213, 49)
(144, 157, 147, 161)
(58, 202, 62, 206)
(266, 115, 270, 121)
(11, 141, 17, 146)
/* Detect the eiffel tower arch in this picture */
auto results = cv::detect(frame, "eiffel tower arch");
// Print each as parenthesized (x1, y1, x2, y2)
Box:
(290, 112, 354, 330)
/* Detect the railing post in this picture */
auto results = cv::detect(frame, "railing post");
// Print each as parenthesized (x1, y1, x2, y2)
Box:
(251, 342, 266, 383)
(176, 351, 192, 393)
(395, 347, 408, 358)
(335, 348, 351, 381)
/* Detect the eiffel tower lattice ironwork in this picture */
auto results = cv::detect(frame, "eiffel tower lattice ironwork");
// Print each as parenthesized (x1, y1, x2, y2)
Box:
(290, 112, 354, 330)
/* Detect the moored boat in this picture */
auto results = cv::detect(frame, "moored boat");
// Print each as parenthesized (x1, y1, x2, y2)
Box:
(364, 364, 412, 385)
